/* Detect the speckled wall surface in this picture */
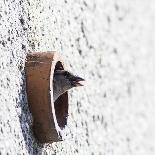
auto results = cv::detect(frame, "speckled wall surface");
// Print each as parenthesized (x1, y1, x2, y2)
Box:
(0, 0, 155, 155)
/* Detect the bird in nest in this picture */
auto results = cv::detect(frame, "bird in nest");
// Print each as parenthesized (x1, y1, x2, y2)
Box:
(53, 70, 85, 102)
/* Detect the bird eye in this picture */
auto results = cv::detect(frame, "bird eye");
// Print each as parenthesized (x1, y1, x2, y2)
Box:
(64, 71, 69, 77)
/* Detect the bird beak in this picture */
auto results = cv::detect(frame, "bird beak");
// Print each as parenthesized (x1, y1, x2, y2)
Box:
(71, 76, 85, 87)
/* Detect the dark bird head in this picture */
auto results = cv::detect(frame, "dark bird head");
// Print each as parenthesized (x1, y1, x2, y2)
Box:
(54, 70, 85, 88)
(53, 70, 85, 102)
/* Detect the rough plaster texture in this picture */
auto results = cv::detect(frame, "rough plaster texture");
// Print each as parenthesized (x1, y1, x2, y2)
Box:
(0, 0, 155, 154)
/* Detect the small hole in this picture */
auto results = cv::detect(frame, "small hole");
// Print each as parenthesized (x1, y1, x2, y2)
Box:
(54, 61, 64, 71)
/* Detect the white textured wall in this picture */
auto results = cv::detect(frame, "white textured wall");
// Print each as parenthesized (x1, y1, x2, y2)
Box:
(0, 0, 155, 155)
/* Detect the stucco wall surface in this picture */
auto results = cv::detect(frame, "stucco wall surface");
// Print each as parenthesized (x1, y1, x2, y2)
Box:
(0, 0, 155, 155)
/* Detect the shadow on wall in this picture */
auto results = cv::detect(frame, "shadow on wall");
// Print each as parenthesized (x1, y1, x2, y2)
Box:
(17, 69, 43, 154)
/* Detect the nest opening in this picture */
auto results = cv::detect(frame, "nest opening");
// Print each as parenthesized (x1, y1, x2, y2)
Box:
(53, 61, 68, 129)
